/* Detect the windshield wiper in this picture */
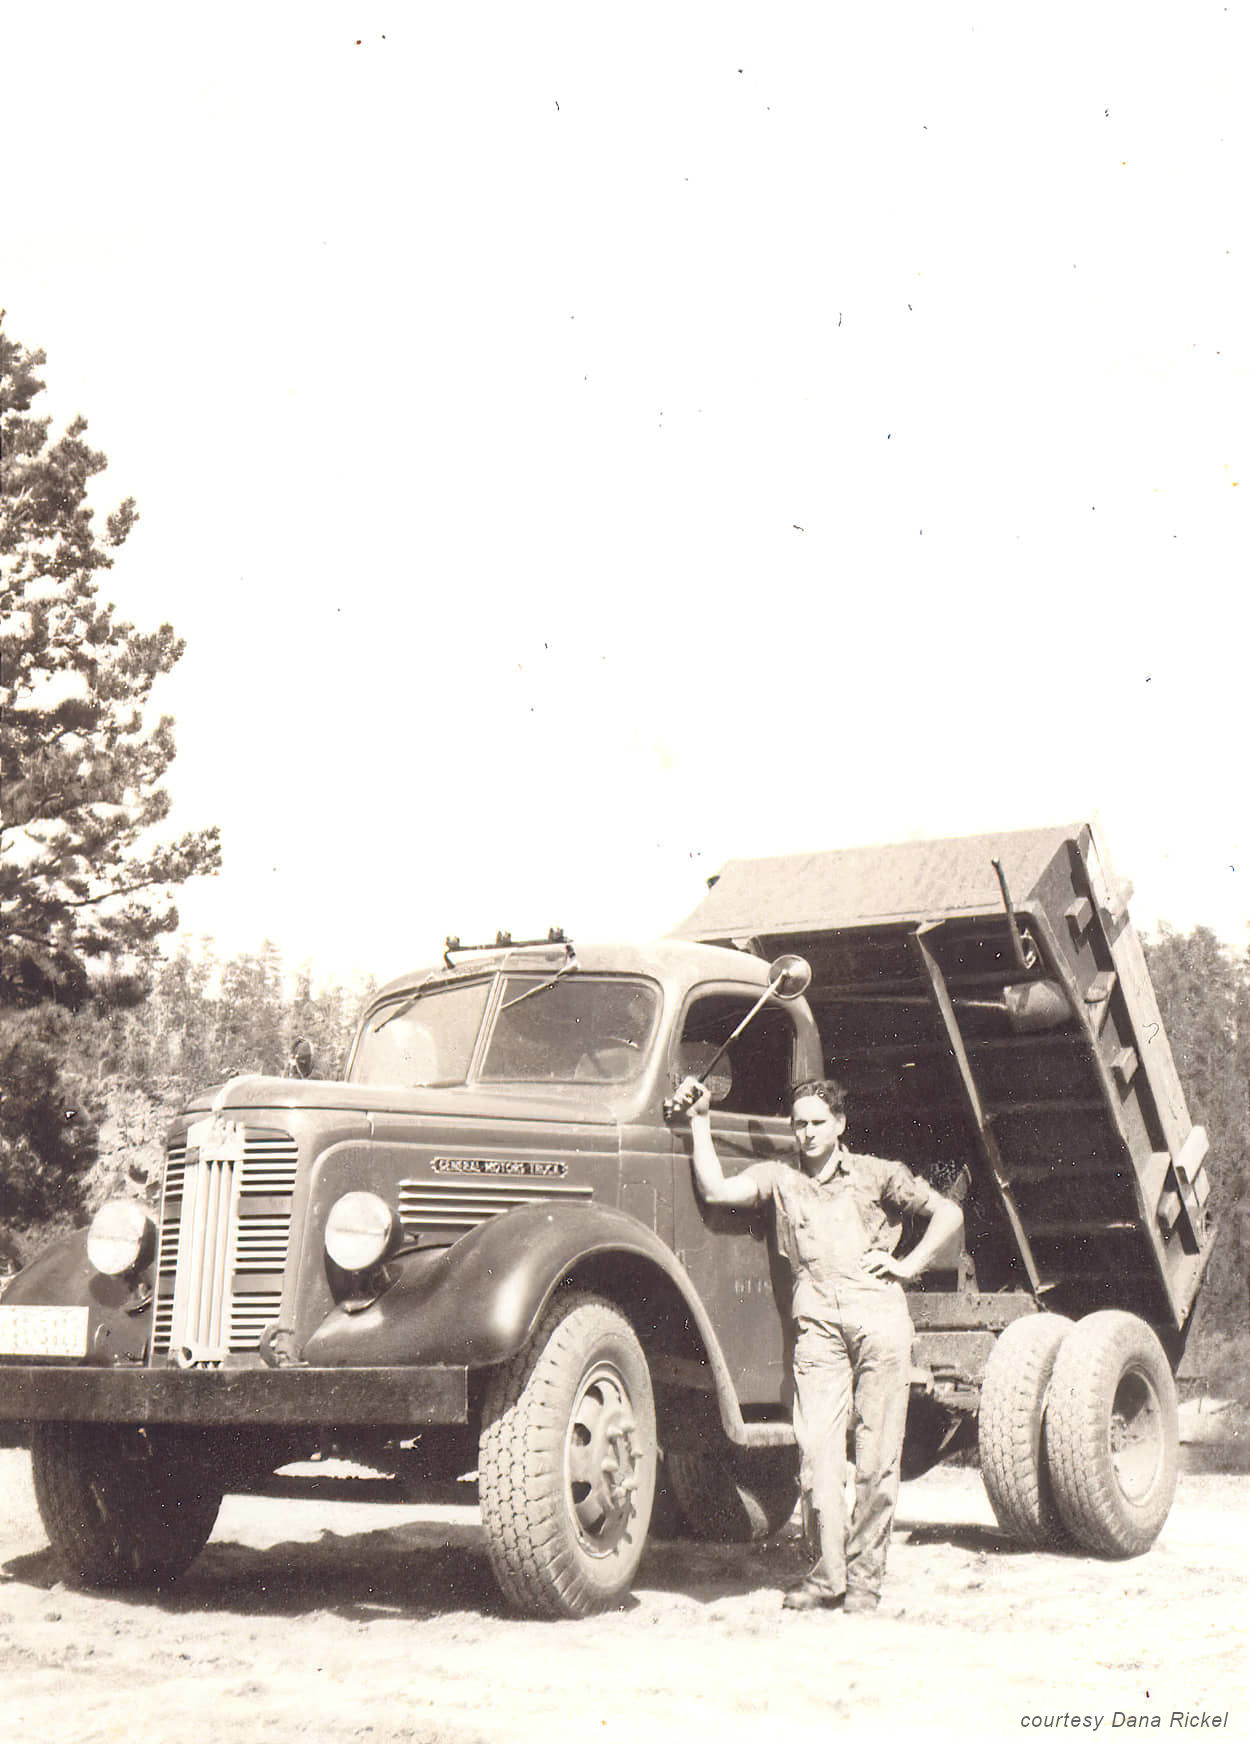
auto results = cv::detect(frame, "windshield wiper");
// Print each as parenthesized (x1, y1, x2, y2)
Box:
(500, 951, 580, 1012)
(376, 945, 579, 1033)
(372, 972, 441, 1033)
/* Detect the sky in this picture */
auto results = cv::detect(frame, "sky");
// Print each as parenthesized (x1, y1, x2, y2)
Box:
(4, 2, 1246, 986)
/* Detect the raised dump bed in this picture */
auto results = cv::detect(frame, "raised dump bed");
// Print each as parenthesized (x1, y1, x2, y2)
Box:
(675, 819, 1216, 1350)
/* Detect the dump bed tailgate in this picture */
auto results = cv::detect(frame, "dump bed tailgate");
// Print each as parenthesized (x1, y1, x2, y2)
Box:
(675, 822, 1215, 1334)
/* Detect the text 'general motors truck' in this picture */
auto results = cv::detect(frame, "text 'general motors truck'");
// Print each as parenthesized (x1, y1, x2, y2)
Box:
(0, 823, 1217, 1616)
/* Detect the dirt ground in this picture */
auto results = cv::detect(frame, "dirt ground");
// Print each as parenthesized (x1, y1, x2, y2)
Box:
(0, 1449, 1244, 1744)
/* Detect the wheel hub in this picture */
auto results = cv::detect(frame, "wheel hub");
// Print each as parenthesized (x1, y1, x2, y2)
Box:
(566, 1362, 639, 1556)
(1109, 1365, 1164, 1501)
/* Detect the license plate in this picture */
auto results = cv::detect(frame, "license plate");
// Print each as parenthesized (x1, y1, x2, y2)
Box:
(0, 1304, 90, 1358)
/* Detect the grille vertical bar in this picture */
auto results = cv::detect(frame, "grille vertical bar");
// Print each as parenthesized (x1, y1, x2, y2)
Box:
(172, 1156, 209, 1351)
(209, 1157, 235, 1349)
(169, 1153, 239, 1362)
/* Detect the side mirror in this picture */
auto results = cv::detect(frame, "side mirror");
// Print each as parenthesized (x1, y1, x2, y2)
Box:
(664, 955, 814, 1124)
(288, 1039, 315, 1079)
(768, 955, 812, 1000)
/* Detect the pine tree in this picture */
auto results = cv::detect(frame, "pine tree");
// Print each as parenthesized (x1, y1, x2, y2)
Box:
(0, 317, 220, 1251)
(1, 318, 220, 1004)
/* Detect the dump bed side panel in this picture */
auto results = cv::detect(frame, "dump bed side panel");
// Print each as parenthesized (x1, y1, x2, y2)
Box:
(675, 822, 1216, 1334)
(1022, 824, 1215, 1329)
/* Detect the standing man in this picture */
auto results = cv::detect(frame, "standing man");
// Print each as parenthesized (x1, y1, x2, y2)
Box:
(675, 1074, 963, 1614)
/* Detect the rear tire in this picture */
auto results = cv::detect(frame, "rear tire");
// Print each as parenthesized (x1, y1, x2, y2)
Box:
(31, 1422, 223, 1589)
(478, 1291, 657, 1617)
(667, 1443, 800, 1542)
(1043, 1310, 1178, 1557)
(978, 1313, 1074, 1545)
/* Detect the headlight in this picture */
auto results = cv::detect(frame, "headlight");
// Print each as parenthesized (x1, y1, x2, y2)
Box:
(87, 1199, 156, 1277)
(325, 1191, 397, 1273)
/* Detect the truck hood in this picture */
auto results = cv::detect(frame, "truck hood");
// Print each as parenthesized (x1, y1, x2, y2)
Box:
(176, 1074, 619, 1129)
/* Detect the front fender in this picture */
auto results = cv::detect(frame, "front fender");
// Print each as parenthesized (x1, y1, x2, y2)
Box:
(1, 1228, 153, 1366)
(3, 1227, 93, 1308)
(302, 1202, 747, 1432)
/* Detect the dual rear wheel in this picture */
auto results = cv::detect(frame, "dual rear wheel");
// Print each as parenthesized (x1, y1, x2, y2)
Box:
(978, 1309, 1178, 1556)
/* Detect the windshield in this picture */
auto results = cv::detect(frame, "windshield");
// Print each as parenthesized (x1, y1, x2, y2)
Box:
(480, 975, 658, 1084)
(351, 979, 492, 1087)
(349, 972, 659, 1089)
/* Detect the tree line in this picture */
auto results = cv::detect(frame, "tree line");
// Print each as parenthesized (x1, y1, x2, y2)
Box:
(0, 940, 370, 1268)
(1140, 927, 1249, 1389)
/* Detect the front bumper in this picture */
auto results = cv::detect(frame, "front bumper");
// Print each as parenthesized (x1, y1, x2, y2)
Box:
(0, 1363, 468, 1431)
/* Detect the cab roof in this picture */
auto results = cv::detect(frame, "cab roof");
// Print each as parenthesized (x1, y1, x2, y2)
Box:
(370, 936, 774, 1005)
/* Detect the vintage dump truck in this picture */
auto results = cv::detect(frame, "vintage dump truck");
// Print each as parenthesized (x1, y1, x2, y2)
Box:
(0, 821, 1218, 1616)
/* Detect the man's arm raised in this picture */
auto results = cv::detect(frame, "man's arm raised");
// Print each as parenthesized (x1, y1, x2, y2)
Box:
(672, 1076, 764, 1210)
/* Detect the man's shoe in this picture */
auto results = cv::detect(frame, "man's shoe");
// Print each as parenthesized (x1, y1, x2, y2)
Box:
(843, 1589, 879, 1614)
(782, 1579, 844, 1612)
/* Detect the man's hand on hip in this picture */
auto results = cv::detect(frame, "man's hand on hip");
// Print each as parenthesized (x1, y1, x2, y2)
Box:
(862, 1250, 915, 1283)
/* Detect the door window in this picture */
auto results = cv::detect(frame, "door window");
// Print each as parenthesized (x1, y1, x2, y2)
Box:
(676, 994, 796, 1117)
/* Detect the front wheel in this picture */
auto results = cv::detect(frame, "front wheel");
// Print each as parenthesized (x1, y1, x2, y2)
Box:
(478, 1291, 657, 1617)
(1043, 1310, 1178, 1557)
(32, 1422, 223, 1589)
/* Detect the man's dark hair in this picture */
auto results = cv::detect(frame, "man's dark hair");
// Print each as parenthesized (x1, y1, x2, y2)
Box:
(790, 1077, 847, 1117)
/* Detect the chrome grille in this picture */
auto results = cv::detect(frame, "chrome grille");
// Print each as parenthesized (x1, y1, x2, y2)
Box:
(153, 1130, 298, 1361)
(398, 1176, 593, 1240)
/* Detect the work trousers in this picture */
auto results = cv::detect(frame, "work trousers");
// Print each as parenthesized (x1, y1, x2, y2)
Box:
(791, 1286, 913, 1598)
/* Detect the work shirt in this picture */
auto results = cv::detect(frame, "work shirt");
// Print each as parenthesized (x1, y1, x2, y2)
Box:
(744, 1150, 941, 1323)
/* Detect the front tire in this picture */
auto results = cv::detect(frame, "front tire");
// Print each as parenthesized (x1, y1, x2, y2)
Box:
(31, 1422, 223, 1589)
(1043, 1310, 1178, 1557)
(978, 1313, 1074, 1545)
(478, 1291, 657, 1617)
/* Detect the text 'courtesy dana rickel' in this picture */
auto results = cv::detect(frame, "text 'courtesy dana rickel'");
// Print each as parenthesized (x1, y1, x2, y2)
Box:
(1020, 1716, 1233, 1732)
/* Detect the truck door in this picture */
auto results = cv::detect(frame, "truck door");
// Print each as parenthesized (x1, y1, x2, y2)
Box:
(669, 987, 800, 1407)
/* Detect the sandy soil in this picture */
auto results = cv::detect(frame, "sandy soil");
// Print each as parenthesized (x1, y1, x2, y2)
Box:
(0, 1450, 1244, 1744)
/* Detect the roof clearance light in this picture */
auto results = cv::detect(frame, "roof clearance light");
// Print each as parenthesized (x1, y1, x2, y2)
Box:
(87, 1199, 155, 1277)
(325, 1191, 397, 1273)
